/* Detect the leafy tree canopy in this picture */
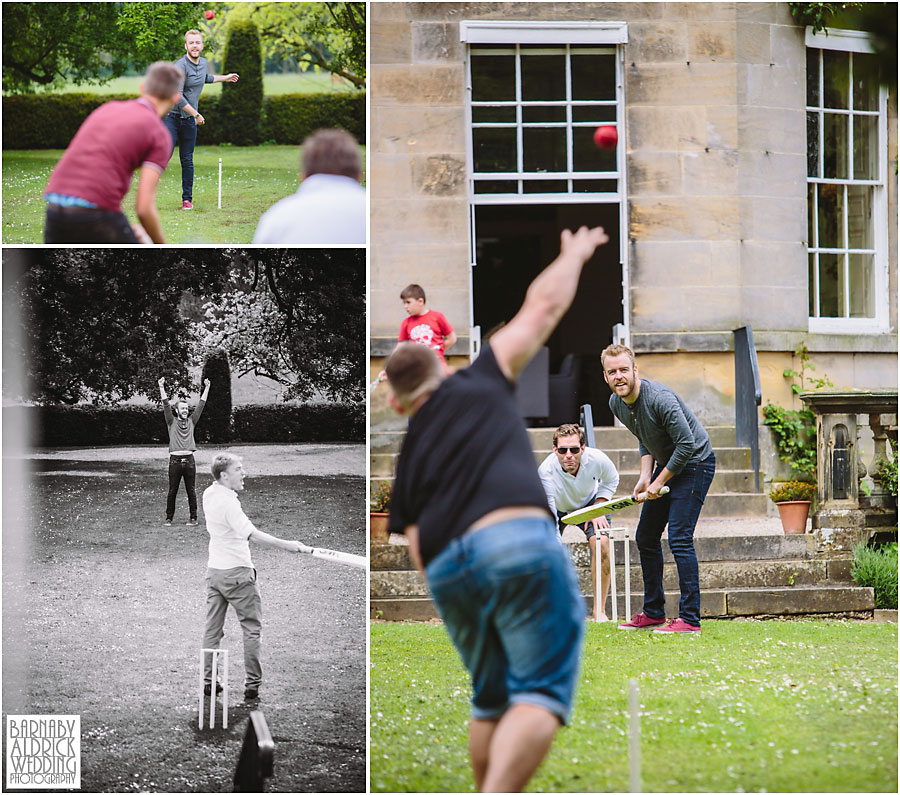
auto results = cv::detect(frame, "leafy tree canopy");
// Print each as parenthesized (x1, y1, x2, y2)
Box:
(2, 2, 204, 94)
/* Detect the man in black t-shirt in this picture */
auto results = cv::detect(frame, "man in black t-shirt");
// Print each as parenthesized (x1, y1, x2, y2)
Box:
(385, 225, 609, 793)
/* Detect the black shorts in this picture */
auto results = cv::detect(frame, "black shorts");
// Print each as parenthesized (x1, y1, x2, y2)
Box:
(44, 205, 138, 244)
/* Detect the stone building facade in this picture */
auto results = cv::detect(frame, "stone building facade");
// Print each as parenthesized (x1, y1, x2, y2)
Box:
(369, 2, 897, 433)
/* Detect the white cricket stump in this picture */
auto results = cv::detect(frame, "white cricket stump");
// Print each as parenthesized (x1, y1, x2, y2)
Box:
(217, 158, 222, 209)
(199, 648, 228, 729)
(628, 677, 641, 792)
(597, 527, 630, 622)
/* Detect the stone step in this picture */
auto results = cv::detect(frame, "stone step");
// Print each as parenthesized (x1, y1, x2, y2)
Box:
(370, 425, 740, 456)
(370, 447, 753, 478)
(371, 556, 851, 597)
(526, 424, 738, 449)
(371, 584, 875, 621)
(368, 481, 770, 517)
(371, 534, 815, 570)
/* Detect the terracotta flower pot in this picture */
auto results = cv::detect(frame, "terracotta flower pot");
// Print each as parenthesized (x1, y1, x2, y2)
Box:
(370, 512, 390, 544)
(775, 500, 811, 534)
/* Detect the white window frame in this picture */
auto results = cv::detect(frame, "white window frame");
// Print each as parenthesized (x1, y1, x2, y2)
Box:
(806, 27, 890, 334)
(460, 21, 630, 354)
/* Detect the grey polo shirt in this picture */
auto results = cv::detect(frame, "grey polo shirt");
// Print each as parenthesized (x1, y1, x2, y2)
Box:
(172, 54, 214, 118)
(609, 379, 712, 475)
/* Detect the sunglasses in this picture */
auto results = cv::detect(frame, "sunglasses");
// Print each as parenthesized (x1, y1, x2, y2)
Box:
(555, 446, 582, 455)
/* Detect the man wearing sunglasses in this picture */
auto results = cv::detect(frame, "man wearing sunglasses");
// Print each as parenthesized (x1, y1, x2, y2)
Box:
(538, 423, 619, 621)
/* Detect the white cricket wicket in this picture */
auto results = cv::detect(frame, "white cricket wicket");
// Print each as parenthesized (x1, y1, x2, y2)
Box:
(199, 648, 228, 729)
(217, 158, 222, 209)
(598, 529, 631, 623)
(628, 678, 641, 792)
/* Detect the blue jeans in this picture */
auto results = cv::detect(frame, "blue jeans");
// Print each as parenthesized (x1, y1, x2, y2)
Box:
(425, 517, 584, 724)
(635, 454, 716, 626)
(163, 113, 197, 201)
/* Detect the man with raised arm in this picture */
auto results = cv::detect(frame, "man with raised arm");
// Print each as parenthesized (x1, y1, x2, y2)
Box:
(385, 225, 609, 793)
(159, 376, 211, 526)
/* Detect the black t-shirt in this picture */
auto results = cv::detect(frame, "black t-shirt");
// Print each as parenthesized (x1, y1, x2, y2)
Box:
(388, 344, 553, 566)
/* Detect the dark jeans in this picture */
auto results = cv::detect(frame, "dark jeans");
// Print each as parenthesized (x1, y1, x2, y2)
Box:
(44, 205, 137, 243)
(163, 113, 197, 201)
(167, 454, 197, 521)
(635, 453, 716, 626)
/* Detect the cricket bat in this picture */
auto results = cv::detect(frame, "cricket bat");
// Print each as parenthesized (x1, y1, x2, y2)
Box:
(304, 546, 367, 570)
(561, 487, 671, 525)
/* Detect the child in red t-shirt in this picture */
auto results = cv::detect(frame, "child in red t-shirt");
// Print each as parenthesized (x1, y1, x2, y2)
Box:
(374, 285, 456, 387)
(396, 284, 457, 363)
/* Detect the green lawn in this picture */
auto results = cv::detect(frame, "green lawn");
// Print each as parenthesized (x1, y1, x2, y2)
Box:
(5, 72, 357, 97)
(3, 445, 366, 792)
(370, 620, 898, 793)
(2, 144, 366, 244)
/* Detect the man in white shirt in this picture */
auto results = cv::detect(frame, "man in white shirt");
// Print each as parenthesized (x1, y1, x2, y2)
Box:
(253, 128, 366, 244)
(201, 452, 310, 701)
(538, 423, 620, 621)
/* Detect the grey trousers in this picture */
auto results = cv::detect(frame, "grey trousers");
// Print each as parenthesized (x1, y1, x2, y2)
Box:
(202, 566, 263, 689)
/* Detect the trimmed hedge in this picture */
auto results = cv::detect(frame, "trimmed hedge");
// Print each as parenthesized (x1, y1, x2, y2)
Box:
(4, 92, 365, 149)
(218, 19, 264, 145)
(5, 404, 363, 446)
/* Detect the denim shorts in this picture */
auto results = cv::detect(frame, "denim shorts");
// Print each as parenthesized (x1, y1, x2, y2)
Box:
(425, 516, 585, 724)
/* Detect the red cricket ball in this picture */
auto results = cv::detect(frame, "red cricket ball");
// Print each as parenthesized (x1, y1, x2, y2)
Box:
(204, 10, 215, 20)
(593, 125, 618, 150)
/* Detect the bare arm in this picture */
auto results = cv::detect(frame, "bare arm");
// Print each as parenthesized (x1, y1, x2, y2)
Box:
(404, 525, 424, 577)
(249, 528, 310, 553)
(135, 167, 164, 243)
(200, 378, 211, 401)
(442, 330, 458, 352)
(158, 377, 168, 401)
(490, 226, 608, 381)
(212, 73, 239, 83)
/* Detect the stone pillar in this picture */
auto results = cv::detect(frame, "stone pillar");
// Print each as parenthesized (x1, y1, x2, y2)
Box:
(800, 390, 898, 553)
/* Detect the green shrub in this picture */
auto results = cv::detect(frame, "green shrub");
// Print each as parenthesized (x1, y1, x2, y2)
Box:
(851, 542, 899, 609)
(2, 93, 134, 149)
(263, 92, 366, 145)
(4, 91, 365, 149)
(217, 19, 264, 145)
(199, 351, 232, 443)
(5, 403, 363, 445)
(769, 480, 817, 503)
(232, 403, 363, 442)
(874, 440, 898, 498)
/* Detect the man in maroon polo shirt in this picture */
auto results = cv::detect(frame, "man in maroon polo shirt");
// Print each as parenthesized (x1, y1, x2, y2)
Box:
(43, 61, 182, 244)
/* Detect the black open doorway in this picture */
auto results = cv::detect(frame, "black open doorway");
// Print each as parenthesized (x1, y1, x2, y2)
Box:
(473, 203, 622, 425)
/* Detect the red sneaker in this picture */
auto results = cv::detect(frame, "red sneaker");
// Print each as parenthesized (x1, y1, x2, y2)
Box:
(181, 200, 193, 210)
(617, 612, 667, 630)
(652, 618, 701, 635)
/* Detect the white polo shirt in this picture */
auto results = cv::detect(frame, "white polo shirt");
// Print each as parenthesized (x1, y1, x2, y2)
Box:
(203, 482, 257, 569)
(252, 173, 366, 244)
(538, 446, 620, 517)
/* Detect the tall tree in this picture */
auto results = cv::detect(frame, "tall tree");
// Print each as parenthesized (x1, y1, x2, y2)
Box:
(2, 3, 205, 94)
(193, 249, 365, 404)
(242, 2, 365, 88)
(3, 249, 231, 404)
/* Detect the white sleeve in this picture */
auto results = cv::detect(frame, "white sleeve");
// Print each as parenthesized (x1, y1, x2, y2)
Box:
(591, 450, 619, 500)
(537, 457, 558, 517)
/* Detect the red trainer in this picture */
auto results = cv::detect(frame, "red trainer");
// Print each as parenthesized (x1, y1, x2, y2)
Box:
(617, 612, 667, 630)
(181, 200, 193, 210)
(652, 618, 701, 635)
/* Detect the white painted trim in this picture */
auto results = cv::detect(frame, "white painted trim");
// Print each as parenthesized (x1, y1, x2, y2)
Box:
(461, 20, 628, 45)
(805, 27, 876, 53)
(472, 192, 621, 206)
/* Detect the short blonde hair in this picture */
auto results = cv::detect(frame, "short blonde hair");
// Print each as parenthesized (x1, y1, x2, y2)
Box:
(184, 29, 202, 42)
(600, 343, 635, 368)
(211, 452, 241, 481)
(385, 342, 444, 410)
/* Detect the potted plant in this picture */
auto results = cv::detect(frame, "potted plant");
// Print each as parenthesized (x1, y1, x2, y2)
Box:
(370, 481, 392, 545)
(769, 480, 816, 534)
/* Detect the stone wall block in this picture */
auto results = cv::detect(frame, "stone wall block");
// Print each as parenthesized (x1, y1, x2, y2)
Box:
(627, 152, 684, 195)
(626, 22, 688, 63)
(737, 151, 807, 197)
(735, 21, 771, 64)
(688, 22, 737, 62)
(682, 149, 739, 195)
(372, 64, 464, 106)
(739, 286, 809, 331)
(769, 22, 805, 70)
(631, 286, 741, 331)
(630, 197, 739, 241)
(371, 20, 412, 64)
(739, 240, 807, 288)
(627, 105, 706, 152)
(412, 22, 464, 63)
(370, 156, 412, 198)
(412, 155, 467, 196)
(371, 107, 467, 155)
(627, 63, 739, 106)
(741, 196, 807, 243)
(743, 63, 805, 108)
(737, 106, 806, 154)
